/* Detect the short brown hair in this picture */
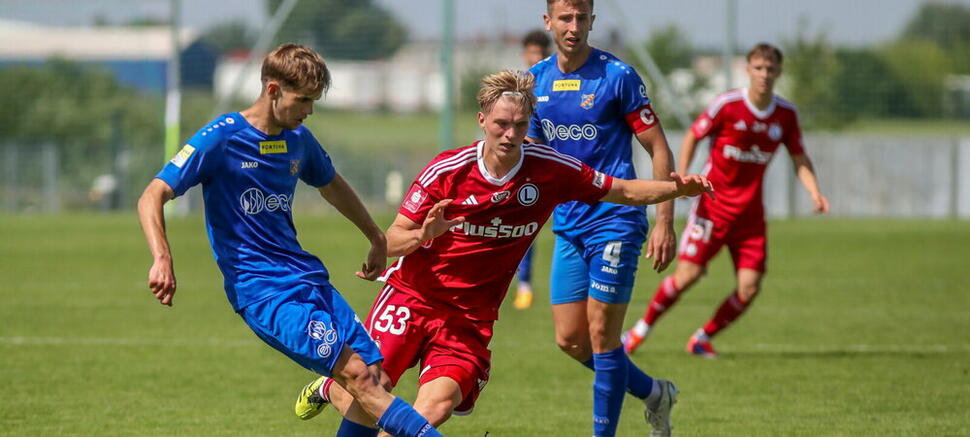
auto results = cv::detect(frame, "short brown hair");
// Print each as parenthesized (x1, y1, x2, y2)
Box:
(522, 29, 551, 51)
(546, 0, 594, 12)
(477, 70, 537, 116)
(746, 43, 783, 63)
(261, 43, 331, 95)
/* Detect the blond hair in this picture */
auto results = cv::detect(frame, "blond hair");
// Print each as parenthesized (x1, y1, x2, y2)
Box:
(477, 70, 537, 115)
(261, 43, 331, 95)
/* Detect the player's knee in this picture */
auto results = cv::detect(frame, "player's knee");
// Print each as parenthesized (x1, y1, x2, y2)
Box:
(419, 399, 455, 425)
(555, 334, 590, 358)
(737, 285, 759, 303)
(337, 360, 383, 399)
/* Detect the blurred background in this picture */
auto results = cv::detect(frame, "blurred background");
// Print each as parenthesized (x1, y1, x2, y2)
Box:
(1, 0, 969, 217)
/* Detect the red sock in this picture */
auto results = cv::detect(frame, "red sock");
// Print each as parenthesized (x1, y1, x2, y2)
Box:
(644, 276, 681, 325)
(702, 290, 755, 337)
(320, 377, 335, 402)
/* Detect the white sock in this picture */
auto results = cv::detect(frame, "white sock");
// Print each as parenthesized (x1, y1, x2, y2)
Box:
(632, 319, 651, 337)
(694, 328, 710, 342)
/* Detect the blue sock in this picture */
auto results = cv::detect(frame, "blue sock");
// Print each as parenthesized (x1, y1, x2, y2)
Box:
(376, 397, 441, 437)
(582, 356, 654, 399)
(592, 347, 628, 437)
(624, 354, 655, 399)
(337, 418, 378, 437)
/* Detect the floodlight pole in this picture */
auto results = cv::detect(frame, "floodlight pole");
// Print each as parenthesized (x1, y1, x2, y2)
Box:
(723, 0, 737, 90)
(439, 0, 455, 150)
(164, 0, 181, 167)
(164, 0, 183, 214)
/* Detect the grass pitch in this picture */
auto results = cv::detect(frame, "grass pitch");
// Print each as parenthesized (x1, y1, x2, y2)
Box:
(1, 214, 968, 436)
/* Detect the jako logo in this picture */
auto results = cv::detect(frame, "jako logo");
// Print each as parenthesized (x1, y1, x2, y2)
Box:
(541, 119, 598, 141)
(240, 187, 293, 215)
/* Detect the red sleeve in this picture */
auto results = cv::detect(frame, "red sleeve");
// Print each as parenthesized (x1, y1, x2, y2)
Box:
(624, 103, 660, 134)
(690, 99, 726, 139)
(783, 112, 805, 155)
(568, 163, 614, 205)
(398, 181, 438, 224)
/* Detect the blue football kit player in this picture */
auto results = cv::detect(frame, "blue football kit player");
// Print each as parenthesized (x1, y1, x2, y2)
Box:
(528, 1, 679, 436)
(137, 44, 441, 437)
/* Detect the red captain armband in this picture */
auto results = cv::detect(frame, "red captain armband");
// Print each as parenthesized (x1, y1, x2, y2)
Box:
(624, 103, 660, 134)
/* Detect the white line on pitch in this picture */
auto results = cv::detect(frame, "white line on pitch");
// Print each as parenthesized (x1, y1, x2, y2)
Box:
(0, 336, 261, 347)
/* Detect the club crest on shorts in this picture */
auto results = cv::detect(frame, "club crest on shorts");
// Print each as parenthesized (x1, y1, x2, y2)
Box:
(517, 183, 539, 206)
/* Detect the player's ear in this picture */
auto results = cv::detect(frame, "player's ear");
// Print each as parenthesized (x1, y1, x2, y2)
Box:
(477, 111, 486, 128)
(266, 81, 281, 100)
(543, 13, 552, 31)
(590, 14, 595, 31)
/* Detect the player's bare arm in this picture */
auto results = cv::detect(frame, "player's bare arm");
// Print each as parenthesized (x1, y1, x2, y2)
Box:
(602, 172, 713, 206)
(678, 130, 702, 176)
(318, 173, 388, 280)
(636, 125, 677, 272)
(386, 199, 465, 257)
(790, 153, 829, 213)
(137, 178, 177, 306)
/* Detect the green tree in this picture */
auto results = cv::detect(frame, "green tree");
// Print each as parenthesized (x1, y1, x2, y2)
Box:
(902, 3, 970, 52)
(640, 24, 693, 74)
(879, 40, 953, 118)
(782, 23, 848, 129)
(201, 21, 257, 54)
(267, 0, 407, 60)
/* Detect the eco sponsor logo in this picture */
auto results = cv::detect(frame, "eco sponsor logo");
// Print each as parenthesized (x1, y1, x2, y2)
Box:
(307, 320, 338, 359)
(541, 119, 598, 141)
(240, 187, 293, 215)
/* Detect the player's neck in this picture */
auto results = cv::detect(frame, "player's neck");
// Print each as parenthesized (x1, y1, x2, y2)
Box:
(240, 100, 284, 136)
(746, 88, 774, 111)
(481, 145, 520, 179)
(556, 45, 592, 73)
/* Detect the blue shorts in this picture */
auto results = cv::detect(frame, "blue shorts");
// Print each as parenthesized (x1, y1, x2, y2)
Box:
(549, 233, 645, 305)
(240, 282, 382, 376)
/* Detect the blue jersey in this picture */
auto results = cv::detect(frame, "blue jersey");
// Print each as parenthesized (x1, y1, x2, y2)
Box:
(156, 113, 337, 311)
(528, 48, 658, 240)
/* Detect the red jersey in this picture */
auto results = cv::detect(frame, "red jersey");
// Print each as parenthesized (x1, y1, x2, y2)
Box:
(690, 89, 805, 220)
(383, 141, 612, 321)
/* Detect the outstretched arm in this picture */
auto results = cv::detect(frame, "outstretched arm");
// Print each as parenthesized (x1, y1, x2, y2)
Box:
(678, 130, 702, 176)
(137, 178, 177, 306)
(386, 199, 465, 257)
(790, 153, 829, 213)
(318, 173, 388, 280)
(601, 172, 714, 206)
(635, 125, 677, 272)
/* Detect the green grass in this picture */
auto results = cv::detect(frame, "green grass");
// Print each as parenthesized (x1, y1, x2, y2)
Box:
(1, 214, 968, 436)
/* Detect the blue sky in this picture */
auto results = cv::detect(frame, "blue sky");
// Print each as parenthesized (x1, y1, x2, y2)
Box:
(3, 0, 969, 48)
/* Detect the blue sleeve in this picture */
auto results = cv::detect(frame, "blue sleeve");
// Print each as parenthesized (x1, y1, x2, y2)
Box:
(615, 66, 652, 115)
(299, 128, 336, 187)
(155, 127, 222, 197)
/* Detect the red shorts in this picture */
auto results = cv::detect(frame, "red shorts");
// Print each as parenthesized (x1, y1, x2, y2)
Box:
(365, 284, 492, 415)
(677, 208, 767, 272)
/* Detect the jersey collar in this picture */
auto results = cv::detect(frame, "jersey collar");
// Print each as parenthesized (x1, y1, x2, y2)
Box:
(476, 140, 523, 186)
(742, 88, 777, 119)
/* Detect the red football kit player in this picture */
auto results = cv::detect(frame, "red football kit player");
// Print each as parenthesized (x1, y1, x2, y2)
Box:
(373, 139, 612, 414)
(298, 71, 712, 435)
(623, 43, 829, 359)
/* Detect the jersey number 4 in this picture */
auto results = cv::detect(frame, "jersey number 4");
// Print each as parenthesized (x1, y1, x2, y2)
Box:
(373, 305, 411, 335)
